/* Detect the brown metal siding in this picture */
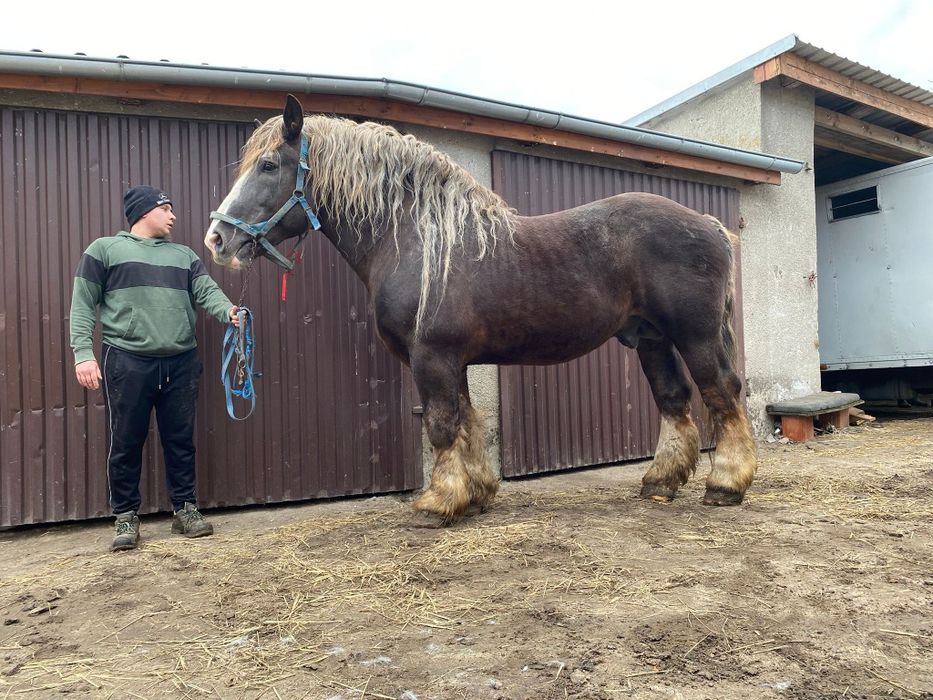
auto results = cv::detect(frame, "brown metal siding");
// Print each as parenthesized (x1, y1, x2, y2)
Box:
(492, 151, 743, 477)
(0, 107, 421, 527)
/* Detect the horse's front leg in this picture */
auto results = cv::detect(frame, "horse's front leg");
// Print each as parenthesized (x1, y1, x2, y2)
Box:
(457, 371, 499, 513)
(410, 351, 473, 525)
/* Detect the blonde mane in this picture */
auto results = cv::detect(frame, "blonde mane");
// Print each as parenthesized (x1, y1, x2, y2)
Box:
(240, 115, 516, 334)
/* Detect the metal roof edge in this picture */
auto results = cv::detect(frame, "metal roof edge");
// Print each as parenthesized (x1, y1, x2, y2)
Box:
(623, 35, 800, 127)
(0, 50, 805, 176)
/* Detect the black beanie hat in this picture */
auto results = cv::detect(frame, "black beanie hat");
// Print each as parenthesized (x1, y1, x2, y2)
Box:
(124, 186, 173, 227)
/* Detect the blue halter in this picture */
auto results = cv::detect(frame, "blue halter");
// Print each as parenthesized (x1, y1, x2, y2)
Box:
(209, 131, 321, 270)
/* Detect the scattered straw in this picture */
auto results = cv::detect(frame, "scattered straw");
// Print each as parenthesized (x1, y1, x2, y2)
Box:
(2, 421, 932, 696)
(868, 668, 922, 697)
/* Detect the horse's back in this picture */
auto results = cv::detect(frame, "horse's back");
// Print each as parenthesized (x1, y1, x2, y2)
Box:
(439, 192, 734, 364)
(514, 191, 732, 275)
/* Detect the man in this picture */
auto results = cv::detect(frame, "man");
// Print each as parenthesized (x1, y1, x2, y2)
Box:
(70, 186, 239, 552)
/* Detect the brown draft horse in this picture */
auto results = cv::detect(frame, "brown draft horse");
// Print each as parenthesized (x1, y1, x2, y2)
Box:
(205, 95, 757, 524)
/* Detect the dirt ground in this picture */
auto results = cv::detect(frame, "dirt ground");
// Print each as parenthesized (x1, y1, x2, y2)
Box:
(1, 416, 931, 700)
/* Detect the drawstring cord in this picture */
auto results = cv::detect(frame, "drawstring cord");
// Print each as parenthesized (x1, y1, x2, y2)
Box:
(157, 359, 171, 391)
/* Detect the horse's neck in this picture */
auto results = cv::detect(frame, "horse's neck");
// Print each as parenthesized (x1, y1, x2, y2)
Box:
(318, 212, 384, 285)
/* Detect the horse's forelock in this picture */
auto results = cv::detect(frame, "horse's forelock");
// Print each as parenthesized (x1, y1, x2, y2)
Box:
(238, 116, 287, 178)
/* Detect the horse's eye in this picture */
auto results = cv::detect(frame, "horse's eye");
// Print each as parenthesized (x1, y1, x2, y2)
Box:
(260, 161, 278, 172)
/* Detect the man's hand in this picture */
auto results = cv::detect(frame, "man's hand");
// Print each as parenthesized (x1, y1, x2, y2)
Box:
(75, 360, 102, 390)
(229, 305, 240, 328)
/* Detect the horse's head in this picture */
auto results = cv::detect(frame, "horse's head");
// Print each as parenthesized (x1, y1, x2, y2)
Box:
(205, 95, 318, 270)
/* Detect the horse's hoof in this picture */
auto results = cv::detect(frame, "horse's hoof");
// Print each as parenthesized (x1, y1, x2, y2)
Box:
(640, 483, 676, 503)
(465, 502, 490, 517)
(408, 511, 450, 529)
(702, 487, 744, 506)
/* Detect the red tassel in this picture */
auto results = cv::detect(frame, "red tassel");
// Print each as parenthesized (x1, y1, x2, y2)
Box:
(280, 250, 303, 303)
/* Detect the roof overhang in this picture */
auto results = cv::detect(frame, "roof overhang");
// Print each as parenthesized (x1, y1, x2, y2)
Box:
(625, 35, 933, 180)
(754, 50, 933, 167)
(754, 52, 933, 129)
(0, 51, 806, 186)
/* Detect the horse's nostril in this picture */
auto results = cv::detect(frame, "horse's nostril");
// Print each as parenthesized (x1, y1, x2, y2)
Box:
(207, 232, 222, 251)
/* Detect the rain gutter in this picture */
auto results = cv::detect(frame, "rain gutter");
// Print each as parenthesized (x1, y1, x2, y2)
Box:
(0, 51, 805, 175)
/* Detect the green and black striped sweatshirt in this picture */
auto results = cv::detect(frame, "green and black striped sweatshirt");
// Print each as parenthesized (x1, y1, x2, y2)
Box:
(70, 231, 233, 363)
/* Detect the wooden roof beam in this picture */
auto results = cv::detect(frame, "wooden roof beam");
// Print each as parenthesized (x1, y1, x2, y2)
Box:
(0, 73, 782, 185)
(754, 54, 933, 129)
(814, 107, 933, 159)
(814, 129, 904, 165)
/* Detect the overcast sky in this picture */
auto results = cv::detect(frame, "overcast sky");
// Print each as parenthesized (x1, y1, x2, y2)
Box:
(2, 0, 930, 124)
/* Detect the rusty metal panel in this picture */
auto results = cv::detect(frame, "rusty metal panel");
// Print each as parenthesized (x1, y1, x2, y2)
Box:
(0, 106, 421, 527)
(492, 151, 743, 477)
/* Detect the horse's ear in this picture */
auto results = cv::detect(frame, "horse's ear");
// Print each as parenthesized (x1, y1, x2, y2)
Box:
(283, 94, 304, 142)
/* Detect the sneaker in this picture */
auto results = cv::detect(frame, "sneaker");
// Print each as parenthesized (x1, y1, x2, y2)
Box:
(171, 502, 214, 538)
(111, 511, 140, 552)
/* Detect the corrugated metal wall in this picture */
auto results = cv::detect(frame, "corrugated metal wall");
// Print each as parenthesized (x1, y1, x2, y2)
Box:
(492, 151, 743, 477)
(0, 107, 422, 527)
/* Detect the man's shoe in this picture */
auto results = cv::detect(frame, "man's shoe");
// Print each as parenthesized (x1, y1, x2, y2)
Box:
(111, 511, 140, 552)
(171, 502, 214, 538)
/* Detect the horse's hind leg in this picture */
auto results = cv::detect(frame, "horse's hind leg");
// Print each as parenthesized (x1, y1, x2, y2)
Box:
(635, 337, 700, 502)
(678, 340, 757, 506)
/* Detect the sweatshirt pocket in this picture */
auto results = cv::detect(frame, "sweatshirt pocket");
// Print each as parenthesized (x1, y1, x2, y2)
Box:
(122, 306, 195, 351)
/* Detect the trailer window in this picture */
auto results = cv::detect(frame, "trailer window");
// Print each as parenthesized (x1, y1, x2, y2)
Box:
(829, 186, 879, 221)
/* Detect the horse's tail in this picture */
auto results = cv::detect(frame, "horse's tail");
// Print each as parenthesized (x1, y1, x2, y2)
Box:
(722, 264, 737, 366)
(704, 215, 739, 365)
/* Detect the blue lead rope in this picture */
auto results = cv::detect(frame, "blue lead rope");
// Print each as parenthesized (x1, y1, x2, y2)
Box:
(222, 308, 256, 420)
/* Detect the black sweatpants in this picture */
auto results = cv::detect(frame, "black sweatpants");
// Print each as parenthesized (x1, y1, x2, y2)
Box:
(102, 344, 203, 514)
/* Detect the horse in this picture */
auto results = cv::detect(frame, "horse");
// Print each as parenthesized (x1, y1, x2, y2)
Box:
(204, 95, 757, 524)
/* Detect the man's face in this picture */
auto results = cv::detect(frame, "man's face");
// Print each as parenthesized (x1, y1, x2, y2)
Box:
(142, 203, 176, 238)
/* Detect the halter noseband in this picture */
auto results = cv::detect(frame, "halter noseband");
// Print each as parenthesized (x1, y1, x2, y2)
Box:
(209, 131, 321, 270)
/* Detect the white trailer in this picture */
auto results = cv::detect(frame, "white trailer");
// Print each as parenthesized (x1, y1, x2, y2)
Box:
(816, 156, 933, 372)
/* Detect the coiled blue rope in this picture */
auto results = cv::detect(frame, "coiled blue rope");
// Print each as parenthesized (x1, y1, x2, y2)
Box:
(221, 307, 256, 420)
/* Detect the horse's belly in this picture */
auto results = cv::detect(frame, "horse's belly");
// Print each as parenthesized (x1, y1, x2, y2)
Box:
(475, 322, 620, 366)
